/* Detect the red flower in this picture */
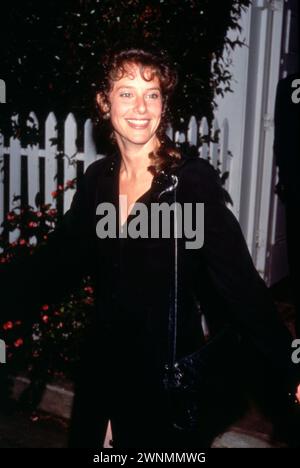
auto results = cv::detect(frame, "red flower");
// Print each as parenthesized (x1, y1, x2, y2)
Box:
(41, 304, 49, 311)
(28, 221, 38, 228)
(19, 239, 27, 246)
(14, 338, 23, 347)
(66, 180, 75, 188)
(51, 191, 58, 198)
(6, 213, 15, 221)
(42, 315, 49, 324)
(84, 286, 94, 294)
(84, 297, 94, 305)
(3, 321, 13, 330)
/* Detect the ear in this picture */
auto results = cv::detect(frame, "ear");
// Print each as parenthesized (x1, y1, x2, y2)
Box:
(96, 92, 110, 113)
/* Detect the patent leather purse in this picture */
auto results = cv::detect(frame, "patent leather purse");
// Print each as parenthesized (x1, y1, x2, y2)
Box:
(161, 173, 241, 432)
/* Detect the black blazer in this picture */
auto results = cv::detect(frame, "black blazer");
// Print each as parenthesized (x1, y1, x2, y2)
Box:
(0, 151, 299, 393)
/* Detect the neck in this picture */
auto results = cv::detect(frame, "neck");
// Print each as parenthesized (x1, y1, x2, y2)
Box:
(116, 135, 159, 179)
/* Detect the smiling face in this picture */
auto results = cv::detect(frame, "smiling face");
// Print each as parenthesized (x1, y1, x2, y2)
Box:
(98, 63, 163, 152)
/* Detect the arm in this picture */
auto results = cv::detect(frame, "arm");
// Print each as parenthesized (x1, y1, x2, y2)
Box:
(0, 164, 97, 322)
(201, 201, 297, 381)
(186, 159, 300, 393)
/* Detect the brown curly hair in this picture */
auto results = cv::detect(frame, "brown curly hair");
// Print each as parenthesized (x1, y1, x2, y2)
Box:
(96, 46, 181, 175)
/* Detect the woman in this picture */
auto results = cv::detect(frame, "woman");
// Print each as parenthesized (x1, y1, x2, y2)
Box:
(1, 46, 300, 448)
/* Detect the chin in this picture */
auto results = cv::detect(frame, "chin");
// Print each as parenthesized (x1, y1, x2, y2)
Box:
(130, 138, 153, 145)
(124, 134, 156, 146)
(116, 129, 158, 148)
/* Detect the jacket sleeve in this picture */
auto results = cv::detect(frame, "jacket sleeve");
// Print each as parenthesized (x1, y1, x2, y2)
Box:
(0, 165, 96, 323)
(189, 159, 300, 391)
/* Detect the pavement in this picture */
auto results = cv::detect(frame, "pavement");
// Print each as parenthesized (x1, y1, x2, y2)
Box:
(0, 403, 286, 448)
(0, 376, 287, 448)
(0, 408, 68, 448)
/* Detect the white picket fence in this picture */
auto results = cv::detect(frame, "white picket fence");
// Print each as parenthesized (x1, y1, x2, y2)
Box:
(0, 112, 234, 243)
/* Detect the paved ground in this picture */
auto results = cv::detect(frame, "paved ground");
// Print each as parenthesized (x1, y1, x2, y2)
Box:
(0, 408, 68, 448)
(0, 403, 286, 448)
(0, 378, 288, 449)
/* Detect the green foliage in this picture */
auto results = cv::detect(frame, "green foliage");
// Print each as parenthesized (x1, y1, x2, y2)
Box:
(0, 0, 250, 134)
(0, 181, 94, 409)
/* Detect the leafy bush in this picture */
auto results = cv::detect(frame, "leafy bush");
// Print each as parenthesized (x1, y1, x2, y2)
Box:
(0, 180, 94, 410)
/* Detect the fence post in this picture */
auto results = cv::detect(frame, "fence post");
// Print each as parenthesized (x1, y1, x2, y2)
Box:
(27, 112, 40, 209)
(220, 118, 232, 193)
(84, 118, 97, 171)
(187, 115, 198, 147)
(210, 118, 220, 169)
(64, 113, 77, 213)
(9, 114, 21, 244)
(175, 130, 185, 144)
(166, 123, 173, 141)
(199, 117, 209, 159)
(44, 112, 58, 207)
(0, 131, 4, 235)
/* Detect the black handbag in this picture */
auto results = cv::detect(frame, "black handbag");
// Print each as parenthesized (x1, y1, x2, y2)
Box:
(162, 173, 241, 433)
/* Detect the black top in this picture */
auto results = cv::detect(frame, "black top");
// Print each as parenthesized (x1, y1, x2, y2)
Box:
(0, 151, 299, 394)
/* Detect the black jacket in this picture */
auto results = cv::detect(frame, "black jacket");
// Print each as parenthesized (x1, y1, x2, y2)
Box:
(274, 73, 300, 204)
(0, 152, 299, 424)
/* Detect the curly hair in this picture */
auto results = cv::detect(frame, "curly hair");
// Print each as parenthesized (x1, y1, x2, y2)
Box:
(96, 45, 181, 175)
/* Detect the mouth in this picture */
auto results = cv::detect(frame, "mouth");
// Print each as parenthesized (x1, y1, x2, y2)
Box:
(125, 119, 150, 129)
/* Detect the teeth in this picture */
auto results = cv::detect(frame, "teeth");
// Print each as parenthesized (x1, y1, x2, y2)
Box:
(127, 119, 149, 124)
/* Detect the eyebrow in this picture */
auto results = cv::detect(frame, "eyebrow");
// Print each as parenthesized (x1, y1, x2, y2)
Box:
(116, 85, 161, 91)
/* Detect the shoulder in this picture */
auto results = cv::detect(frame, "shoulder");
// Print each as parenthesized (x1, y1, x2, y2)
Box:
(70, 155, 113, 208)
(80, 154, 115, 190)
(177, 156, 225, 203)
(83, 155, 111, 180)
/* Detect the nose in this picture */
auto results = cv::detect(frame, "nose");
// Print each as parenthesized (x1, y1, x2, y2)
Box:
(134, 94, 147, 114)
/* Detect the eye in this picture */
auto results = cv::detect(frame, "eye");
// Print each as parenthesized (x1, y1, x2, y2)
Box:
(119, 92, 133, 98)
(146, 92, 160, 99)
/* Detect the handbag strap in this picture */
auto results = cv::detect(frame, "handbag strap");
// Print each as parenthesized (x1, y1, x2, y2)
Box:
(159, 173, 179, 379)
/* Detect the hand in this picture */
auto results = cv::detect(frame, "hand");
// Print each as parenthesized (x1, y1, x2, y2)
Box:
(296, 384, 300, 404)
